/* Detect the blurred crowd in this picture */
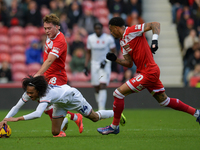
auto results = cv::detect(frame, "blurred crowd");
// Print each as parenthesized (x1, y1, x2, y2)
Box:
(0, 0, 143, 84)
(169, 0, 200, 87)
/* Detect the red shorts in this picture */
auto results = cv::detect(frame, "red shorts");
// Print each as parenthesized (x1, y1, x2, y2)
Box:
(126, 73, 165, 96)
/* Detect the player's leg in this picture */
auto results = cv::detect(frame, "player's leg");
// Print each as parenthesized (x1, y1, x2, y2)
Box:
(67, 111, 83, 133)
(154, 92, 200, 123)
(98, 83, 107, 110)
(94, 85, 100, 107)
(52, 117, 64, 136)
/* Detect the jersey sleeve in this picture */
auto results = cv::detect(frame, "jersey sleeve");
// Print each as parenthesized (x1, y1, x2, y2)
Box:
(128, 23, 145, 34)
(23, 102, 48, 120)
(50, 40, 66, 58)
(86, 36, 91, 50)
(108, 35, 116, 49)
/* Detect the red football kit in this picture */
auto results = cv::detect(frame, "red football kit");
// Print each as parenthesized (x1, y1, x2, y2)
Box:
(120, 24, 165, 95)
(43, 31, 68, 85)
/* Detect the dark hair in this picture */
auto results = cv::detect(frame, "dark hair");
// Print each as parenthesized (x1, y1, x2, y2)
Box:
(93, 22, 103, 29)
(109, 17, 125, 27)
(43, 14, 60, 26)
(22, 75, 48, 97)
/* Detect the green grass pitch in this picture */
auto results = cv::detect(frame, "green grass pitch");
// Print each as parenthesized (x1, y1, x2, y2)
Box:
(0, 109, 200, 150)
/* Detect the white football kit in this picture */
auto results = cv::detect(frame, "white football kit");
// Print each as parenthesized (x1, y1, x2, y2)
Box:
(87, 33, 116, 85)
(5, 84, 92, 120)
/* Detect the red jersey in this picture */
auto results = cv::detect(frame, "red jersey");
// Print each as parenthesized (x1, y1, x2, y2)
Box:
(120, 24, 158, 75)
(43, 32, 68, 85)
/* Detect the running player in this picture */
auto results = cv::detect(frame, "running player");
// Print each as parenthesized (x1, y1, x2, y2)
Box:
(97, 17, 200, 135)
(84, 22, 116, 110)
(34, 14, 82, 137)
(0, 75, 126, 136)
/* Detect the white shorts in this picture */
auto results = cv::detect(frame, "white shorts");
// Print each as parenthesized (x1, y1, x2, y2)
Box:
(91, 61, 111, 86)
(52, 88, 93, 118)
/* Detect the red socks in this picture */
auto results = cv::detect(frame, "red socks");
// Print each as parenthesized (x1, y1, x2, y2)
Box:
(112, 97, 124, 126)
(167, 98, 196, 115)
(67, 111, 75, 120)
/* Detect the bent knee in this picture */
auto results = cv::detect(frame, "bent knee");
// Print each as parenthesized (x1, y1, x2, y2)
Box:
(52, 129, 60, 136)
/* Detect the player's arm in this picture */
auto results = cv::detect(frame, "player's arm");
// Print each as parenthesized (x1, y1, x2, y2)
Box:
(83, 49, 91, 76)
(3, 102, 48, 122)
(144, 22, 160, 54)
(34, 54, 57, 77)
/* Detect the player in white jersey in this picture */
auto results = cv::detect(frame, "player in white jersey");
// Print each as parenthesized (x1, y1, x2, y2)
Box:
(84, 23, 116, 110)
(0, 75, 126, 136)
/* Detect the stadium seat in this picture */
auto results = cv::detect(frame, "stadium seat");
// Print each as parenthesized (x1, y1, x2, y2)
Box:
(10, 53, 26, 64)
(11, 45, 26, 54)
(9, 35, 25, 47)
(110, 72, 118, 82)
(25, 35, 40, 47)
(82, 0, 94, 11)
(27, 63, 41, 75)
(65, 63, 71, 73)
(11, 63, 27, 73)
(94, 0, 107, 9)
(0, 44, 11, 54)
(12, 72, 27, 82)
(98, 16, 109, 26)
(8, 26, 24, 36)
(74, 72, 90, 81)
(0, 35, 9, 44)
(93, 8, 109, 18)
(0, 26, 8, 35)
(24, 26, 40, 36)
(65, 55, 72, 63)
(39, 27, 46, 35)
(0, 53, 10, 63)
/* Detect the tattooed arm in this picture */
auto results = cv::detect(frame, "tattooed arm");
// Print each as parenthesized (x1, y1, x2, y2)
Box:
(144, 22, 160, 35)
(115, 54, 133, 68)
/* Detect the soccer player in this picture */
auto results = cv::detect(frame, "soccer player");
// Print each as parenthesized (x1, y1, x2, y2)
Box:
(0, 76, 126, 136)
(33, 14, 81, 137)
(84, 22, 116, 110)
(97, 17, 200, 135)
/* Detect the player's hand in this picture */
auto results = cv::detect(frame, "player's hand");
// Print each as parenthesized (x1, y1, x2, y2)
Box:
(0, 121, 7, 129)
(106, 52, 117, 61)
(151, 40, 158, 54)
(100, 60, 107, 69)
(83, 67, 89, 76)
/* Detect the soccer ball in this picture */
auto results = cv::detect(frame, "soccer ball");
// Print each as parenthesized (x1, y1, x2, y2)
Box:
(0, 124, 12, 138)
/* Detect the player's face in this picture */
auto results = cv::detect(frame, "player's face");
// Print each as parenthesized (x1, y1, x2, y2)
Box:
(26, 86, 39, 101)
(94, 25, 102, 37)
(109, 25, 121, 39)
(43, 22, 59, 38)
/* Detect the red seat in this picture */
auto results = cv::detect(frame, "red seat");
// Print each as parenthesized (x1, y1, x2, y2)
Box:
(0, 44, 10, 54)
(24, 26, 40, 36)
(0, 26, 8, 35)
(13, 72, 27, 82)
(0, 35, 9, 44)
(65, 55, 72, 63)
(25, 35, 40, 47)
(82, 1, 94, 10)
(74, 72, 90, 81)
(8, 26, 24, 36)
(11, 45, 26, 54)
(110, 72, 118, 82)
(10, 35, 25, 46)
(10, 53, 26, 64)
(0, 53, 10, 63)
(94, 0, 107, 9)
(93, 8, 109, 17)
(39, 27, 46, 35)
(12, 63, 27, 73)
(27, 63, 41, 75)
(98, 16, 109, 26)
(65, 64, 71, 73)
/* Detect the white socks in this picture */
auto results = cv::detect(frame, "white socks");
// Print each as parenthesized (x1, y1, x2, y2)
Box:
(96, 110, 114, 120)
(98, 89, 107, 110)
(60, 117, 68, 131)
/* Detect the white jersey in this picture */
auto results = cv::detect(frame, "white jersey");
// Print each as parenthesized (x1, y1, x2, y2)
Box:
(5, 84, 93, 120)
(86, 33, 116, 65)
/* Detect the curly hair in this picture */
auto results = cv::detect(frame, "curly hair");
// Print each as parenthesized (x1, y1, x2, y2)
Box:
(109, 17, 125, 27)
(22, 75, 49, 98)
(43, 13, 60, 26)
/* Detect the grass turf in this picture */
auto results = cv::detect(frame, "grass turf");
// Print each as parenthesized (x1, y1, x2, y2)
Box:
(0, 109, 200, 150)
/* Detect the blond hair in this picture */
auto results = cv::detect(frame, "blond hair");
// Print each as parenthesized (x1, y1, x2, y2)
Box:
(43, 14, 60, 26)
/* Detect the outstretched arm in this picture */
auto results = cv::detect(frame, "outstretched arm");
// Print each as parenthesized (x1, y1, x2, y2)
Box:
(144, 22, 160, 35)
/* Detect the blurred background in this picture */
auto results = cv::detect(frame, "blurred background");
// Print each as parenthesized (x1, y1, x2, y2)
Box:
(0, 0, 200, 109)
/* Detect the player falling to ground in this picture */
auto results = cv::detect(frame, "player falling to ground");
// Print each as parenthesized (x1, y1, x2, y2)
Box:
(84, 22, 116, 110)
(33, 13, 80, 137)
(97, 17, 200, 135)
(0, 75, 126, 136)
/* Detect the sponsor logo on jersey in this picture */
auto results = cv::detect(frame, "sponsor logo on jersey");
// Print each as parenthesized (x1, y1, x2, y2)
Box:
(52, 47, 60, 54)
(123, 44, 132, 52)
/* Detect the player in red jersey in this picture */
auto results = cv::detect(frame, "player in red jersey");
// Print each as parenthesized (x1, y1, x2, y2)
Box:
(33, 14, 83, 137)
(97, 17, 200, 135)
